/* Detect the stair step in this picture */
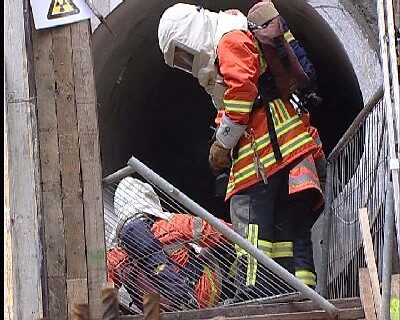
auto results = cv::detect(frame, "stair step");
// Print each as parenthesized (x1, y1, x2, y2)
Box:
(123, 298, 364, 320)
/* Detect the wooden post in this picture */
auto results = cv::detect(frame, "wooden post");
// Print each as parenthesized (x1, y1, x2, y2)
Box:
(30, 10, 107, 320)
(359, 268, 378, 320)
(359, 208, 382, 317)
(4, 0, 44, 318)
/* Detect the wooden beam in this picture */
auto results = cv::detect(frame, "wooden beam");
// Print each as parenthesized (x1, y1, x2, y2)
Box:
(32, 24, 68, 319)
(52, 23, 89, 314)
(359, 268, 377, 320)
(71, 21, 107, 318)
(124, 298, 362, 320)
(4, 0, 44, 318)
(359, 208, 382, 317)
(31, 14, 106, 320)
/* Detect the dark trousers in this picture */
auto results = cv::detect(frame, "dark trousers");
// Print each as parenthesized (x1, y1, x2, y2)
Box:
(230, 169, 294, 299)
(289, 190, 318, 288)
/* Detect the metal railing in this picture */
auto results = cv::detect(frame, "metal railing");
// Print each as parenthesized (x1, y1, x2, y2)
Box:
(319, 5, 400, 318)
(319, 86, 398, 303)
(102, 157, 339, 317)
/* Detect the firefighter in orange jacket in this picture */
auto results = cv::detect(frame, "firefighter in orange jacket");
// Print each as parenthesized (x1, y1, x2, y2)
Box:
(158, 3, 317, 299)
(289, 109, 327, 289)
(107, 177, 233, 310)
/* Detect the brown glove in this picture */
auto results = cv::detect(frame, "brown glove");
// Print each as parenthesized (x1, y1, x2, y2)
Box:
(209, 140, 231, 173)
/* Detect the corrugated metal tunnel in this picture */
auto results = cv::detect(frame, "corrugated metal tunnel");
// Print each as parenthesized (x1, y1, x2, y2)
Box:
(92, 0, 378, 220)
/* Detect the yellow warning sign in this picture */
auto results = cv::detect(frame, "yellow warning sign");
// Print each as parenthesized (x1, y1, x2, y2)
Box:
(47, 0, 80, 20)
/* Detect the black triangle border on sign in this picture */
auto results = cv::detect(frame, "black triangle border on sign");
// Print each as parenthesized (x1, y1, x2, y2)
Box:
(47, 0, 80, 20)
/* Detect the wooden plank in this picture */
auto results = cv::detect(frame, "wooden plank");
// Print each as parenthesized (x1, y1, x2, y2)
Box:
(4, 0, 43, 318)
(124, 307, 364, 320)
(359, 208, 382, 316)
(67, 278, 89, 316)
(125, 298, 362, 320)
(31, 23, 68, 319)
(71, 20, 107, 320)
(51, 24, 89, 314)
(358, 268, 377, 320)
(391, 274, 399, 298)
(46, 276, 68, 320)
(4, 64, 14, 320)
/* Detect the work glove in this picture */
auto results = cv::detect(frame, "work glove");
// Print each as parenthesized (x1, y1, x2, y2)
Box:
(209, 140, 232, 174)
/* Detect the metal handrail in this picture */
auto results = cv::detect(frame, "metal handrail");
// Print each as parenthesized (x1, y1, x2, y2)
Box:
(328, 86, 384, 161)
(125, 156, 340, 318)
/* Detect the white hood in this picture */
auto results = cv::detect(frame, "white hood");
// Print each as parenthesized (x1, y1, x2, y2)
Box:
(113, 177, 173, 222)
(158, 3, 248, 94)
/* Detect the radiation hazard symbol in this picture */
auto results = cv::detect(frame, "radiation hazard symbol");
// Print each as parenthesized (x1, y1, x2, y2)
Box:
(47, 0, 80, 20)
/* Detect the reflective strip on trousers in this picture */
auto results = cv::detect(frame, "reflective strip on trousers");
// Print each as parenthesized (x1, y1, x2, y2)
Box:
(236, 242, 293, 259)
(258, 240, 294, 259)
(246, 224, 259, 286)
(295, 269, 316, 286)
(235, 234, 293, 286)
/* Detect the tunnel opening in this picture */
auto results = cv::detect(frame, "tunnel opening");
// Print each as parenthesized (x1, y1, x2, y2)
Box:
(93, 0, 364, 221)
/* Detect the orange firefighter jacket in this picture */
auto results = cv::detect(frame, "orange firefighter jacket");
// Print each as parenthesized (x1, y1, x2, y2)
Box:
(216, 30, 317, 200)
(288, 114, 327, 212)
(151, 214, 232, 309)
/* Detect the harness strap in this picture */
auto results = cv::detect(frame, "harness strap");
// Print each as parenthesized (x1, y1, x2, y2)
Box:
(264, 101, 283, 161)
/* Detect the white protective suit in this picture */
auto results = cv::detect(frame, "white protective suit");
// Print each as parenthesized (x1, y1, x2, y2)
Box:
(158, 3, 248, 109)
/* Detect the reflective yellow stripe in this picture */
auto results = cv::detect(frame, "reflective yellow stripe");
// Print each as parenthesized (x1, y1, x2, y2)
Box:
(284, 30, 295, 42)
(279, 132, 313, 157)
(246, 224, 259, 286)
(295, 269, 316, 286)
(233, 115, 301, 164)
(224, 99, 253, 113)
(203, 265, 218, 308)
(228, 257, 239, 278)
(228, 132, 313, 191)
(258, 240, 293, 258)
(276, 98, 291, 120)
(270, 102, 280, 125)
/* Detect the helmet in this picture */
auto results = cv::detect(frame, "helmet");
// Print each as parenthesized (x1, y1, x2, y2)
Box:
(248, 0, 279, 27)
(158, 3, 247, 93)
(113, 177, 173, 221)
